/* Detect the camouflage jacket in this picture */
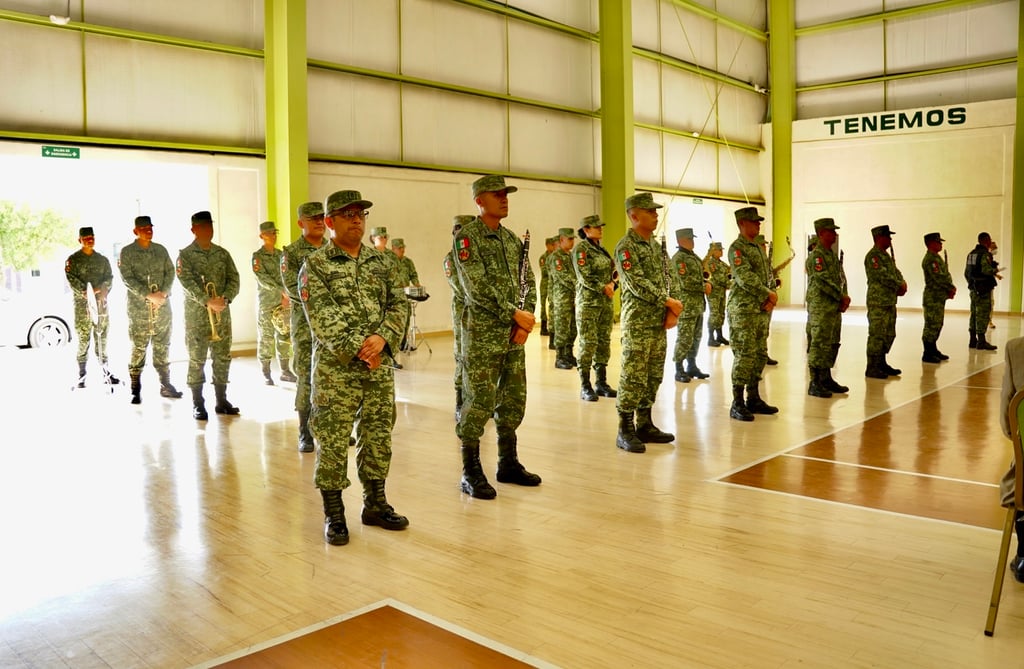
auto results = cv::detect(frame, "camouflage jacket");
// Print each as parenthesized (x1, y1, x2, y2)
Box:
(252, 246, 285, 310)
(671, 247, 707, 311)
(864, 246, 904, 307)
(538, 251, 550, 283)
(706, 255, 730, 294)
(281, 237, 324, 300)
(118, 241, 174, 314)
(965, 244, 998, 294)
(176, 242, 240, 316)
(615, 229, 679, 330)
(922, 251, 954, 298)
(572, 238, 614, 306)
(443, 250, 465, 310)
(547, 247, 576, 295)
(65, 250, 113, 309)
(805, 242, 846, 307)
(727, 236, 773, 315)
(395, 255, 419, 286)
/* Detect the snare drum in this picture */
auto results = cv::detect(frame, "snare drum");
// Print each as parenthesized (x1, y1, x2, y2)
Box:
(404, 286, 429, 301)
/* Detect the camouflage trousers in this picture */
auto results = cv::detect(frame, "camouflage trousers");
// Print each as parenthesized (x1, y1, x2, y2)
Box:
(706, 290, 726, 330)
(551, 287, 577, 349)
(616, 325, 666, 413)
(310, 358, 395, 490)
(575, 297, 612, 373)
(292, 334, 313, 413)
(456, 344, 527, 441)
(184, 313, 232, 386)
(74, 305, 109, 364)
(922, 294, 947, 343)
(728, 309, 768, 385)
(672, 310, 704, 362)
(257, 306, 292, 362)
(127, 306, 172, 373)
(866, 305, 897, 357)
(539, 278, 549, 323)
(807, 306, 842, 369)
(970, 290, 993, 334)
(452, 303, 466, 393)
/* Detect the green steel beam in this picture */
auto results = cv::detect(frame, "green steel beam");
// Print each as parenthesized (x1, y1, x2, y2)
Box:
(795, 0, 1004, 36)
(797, 56, 1017, 92)
(634, 121, 762, 153)
(633, 46, 764, 93)
(448, 0, 597, 41)
(663, 0, 767, 41)
(0, 130, 264, 156)
(599, 0, 634, 267)
(768, 0, 796, 304)
(1011, 3, 1024, 312)
(642, 185, 766, 206)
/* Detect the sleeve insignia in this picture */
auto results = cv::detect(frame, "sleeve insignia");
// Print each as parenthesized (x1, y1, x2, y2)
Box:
(175, 257, 183, 276)
(458, 237, 470, 249)
(555, 259, 563, 271)
(64, 259, 71, 273)
(871, 256, 879, 269)
(458, 248, 470, 262)
(678, 264, 686, 275)
(814, 257, 823, 272)
(300, 288, 309, 302)
(732, 249, 742, 266)
(280, 255, 288, 272)
(622, 260, 632, 271)
(619, 250, 630, 262)
(443, 257, 452, 277)
(252, 257, 260, 272)
(578, 250, 586, 266)
(300, 272, 308, 287)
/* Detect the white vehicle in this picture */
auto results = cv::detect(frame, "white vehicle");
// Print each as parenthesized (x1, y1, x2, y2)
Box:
(0, 286, 73, 348)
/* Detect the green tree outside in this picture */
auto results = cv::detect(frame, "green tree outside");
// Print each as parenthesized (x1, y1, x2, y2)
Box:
(0, 201, 75, 272)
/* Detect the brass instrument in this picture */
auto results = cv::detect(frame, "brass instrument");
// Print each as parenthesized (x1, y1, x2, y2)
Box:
(271, 304, 291, 336)
(147, 280, 159, 336)
(86, 282, 99, 326)
(205, 279, 222, 342)
(771, 236, 797, 287)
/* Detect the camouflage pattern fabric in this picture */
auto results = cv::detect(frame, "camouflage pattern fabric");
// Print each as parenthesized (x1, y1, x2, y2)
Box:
(176, 241, 240, 386)
(727, 236, 773, 384)
(65, 249, 113, 364)
(572, 238, 614, 372)
(119, 241, 175, 373)
(281, 237, 324, 413)
(805, 242, 846, 369)
(252, 246, 292, 362)
(864, 246, 904, 357)
(299, 242, 408, 491)
(922, 250, 954, 342)
(671, 247, 707, 362)
(452, 217, 536, 440)
(970, 290, 994, 335)
(547, 247, 577, 350)
(538, 250, 550, 324)
(705, 255, 729, 330)
(396, 255, 419, 286)
(443, 250, 466, 393)
(966, 244, 998, 333)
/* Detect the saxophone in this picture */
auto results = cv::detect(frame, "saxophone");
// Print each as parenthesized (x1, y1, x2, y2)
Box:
(205, 278, 222, 342)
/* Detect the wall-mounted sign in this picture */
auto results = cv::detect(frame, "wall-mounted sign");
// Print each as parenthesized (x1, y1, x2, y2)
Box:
(42, 145, 80, 159)
(822, 107, 967, 137)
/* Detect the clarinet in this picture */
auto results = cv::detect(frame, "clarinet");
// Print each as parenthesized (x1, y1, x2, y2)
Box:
(660, 234, 679, 329)
(839, 249, 847, 295)
(516, 229, 531, 310)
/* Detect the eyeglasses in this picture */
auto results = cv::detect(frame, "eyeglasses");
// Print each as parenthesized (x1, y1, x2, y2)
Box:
(330, 210, 370, 220)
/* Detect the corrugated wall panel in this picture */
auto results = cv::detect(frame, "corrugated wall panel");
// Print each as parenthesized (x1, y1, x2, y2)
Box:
(307, 70, 401, 160)
(307, 0, 399, 73)
(886, 64, 1018, 110)
(886, 2, 1018, 71)
(508, 0, 598, 32)
(796, 25, 884, 86)
(797, 83, 886, 119)
(86, 0, 262, 49)
(509, 21, 594, 110)
(509, 107, 595, 179)
(400, 88, 507, 171)
(663, 134, 718, 193)
(0, 21, 83, 132)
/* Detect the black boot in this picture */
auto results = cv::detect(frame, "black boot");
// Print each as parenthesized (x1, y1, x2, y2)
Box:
(540, 320, 549, 336)
(567, 348, 578, 367)
(297, 409, 314, 452)
(824, 369, 849, 394)
(922, 340, 942, 364)
(685, 358, 709, 379)
(969, 330, 978, 349)
(460, 440, 496, 499)
(881, 357, 902, 376)
(746, 384, 779, 414)
(707, 325, 720, 347)
(635, 407, 674, 443)
(978, 333, 998, 351)
(717, 329, 729, 345)
(807, 368, 832, 398)
(674, 361, 691, 383)
(730, 385, 754, 421)
(76, 361, 87, 388)
(279, 357, 297, 383)
(130, 372, 142, 404)
(555, 346, 574, 370)
(261, 360, 275, 386)
(594, 364, 617, 397)
(320, 489, 349, 545)
(765, 355, 779, 366)
(616, 411, 645, 453)
(191, 385, 208, 420)
(496, 433, 542, 486)
(158, 367, 183, 398)
(361, 479, 409, 530)
(101, 363, 120, 385)
(214, 383, 240, 415)
(548, 333, 556, 350)
(865, 355, 887, 379)
(934, 344, 949, 361)
(579, 369, 598, 402)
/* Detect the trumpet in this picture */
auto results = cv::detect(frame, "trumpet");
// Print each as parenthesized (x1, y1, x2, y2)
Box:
(147, 281, 159, 336)
(205, 280, 222, 342)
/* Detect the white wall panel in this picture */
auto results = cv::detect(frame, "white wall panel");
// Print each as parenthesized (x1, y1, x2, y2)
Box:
(634, 127, 663, 186)
(509, 0, 598, 32)
(719, 25, 767, 87)
(85, 0, 262, 50)
(717, 87, 765, 146)
(719, 146, 760, 199)
(886, 3, 1018, 71)
(509, 108, 595, 179)
(307, 0, 399, 73)
(886, 65, 1018, 112)
(401, 88, 507, 170)
(664, 134, 718, 193)
(660, 4, 716, 70)
(401, 0, 506, 94)
(662, 68, 717, 135)
(797, 83, 885, 120)
(794, 0, 880, 27)
(307, 70, 401, 160)
(509, 22, 594, 109)
(633, 57, 663, 125)
(796, 25, 884, 86)
(85, 36, 264, 147)
(718, 0, 767, 30)
(632, 0, 661, 51)
(0, 21, 83, 132)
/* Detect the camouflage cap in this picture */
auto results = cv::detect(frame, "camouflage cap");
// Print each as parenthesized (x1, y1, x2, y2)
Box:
(134, 215, 153, 227)
(813, 217, 839, 232)
(546, 236, 559, 245)
(871, 224, 895, 237)
(924, 232, 945, 244)
(79, 226, 94, 237)
(369, 226, 388, 238)
(558, 227, 575, 238)
(709, 241, 723, 250)
(807, 234, 818, 250)
(675, 227, 695, 241)
(297, 201, 324, 219)
(391, 238, 405, 248)
(325, 190, 373, 215)
(625, 192, 663, 211)
(734, 206, 764, 223)
(191, 210, 213, 224)
(472, 175, 518, 197)
(259, 220, 277, 233)
(580, 214, 604, 228)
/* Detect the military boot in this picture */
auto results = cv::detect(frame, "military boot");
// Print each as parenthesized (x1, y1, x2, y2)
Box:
(190, 385, 208, 420)
(730, 385, 754, 421)
(616, 411, 645, 453)
(261, 360, 275, 386)
(214, 384, 240, 415)
(567, 348, 579, 367)
(594, 364, 617, 397)
(881, 357, 902, 376)
(635, 407, 674, 443)
(922, 340, 942, 364)
(934, 344, 949, 361)
(158, 367, 183, 398)
(496, 433, 542, 486)
(707, 325, 720, 347)
(548, 333, 556, 350)
(297, 409, 314, 452)
(76, 361, 87, 388)
(685, 358, 709, 379)
(717, 329, 729, 345)
(361, 479, 409, 530)
(807, 368, 832, 398)
(865, 355, 888, 379)
(824, 369, 849, 394)
(977, 333, 998, 351)
(746, 384, 779, 414)
(555, 347, 574, 370)
(129, 372, 142, 404)
(540, 319, 549, 336)
(460, 440, 496, 499)
(674, 361, 691, 383)
(320, 489, 349, 545)
(579, 369, 598, 402)
(279, 357, 298, 382)
(969, 330, 978, 349)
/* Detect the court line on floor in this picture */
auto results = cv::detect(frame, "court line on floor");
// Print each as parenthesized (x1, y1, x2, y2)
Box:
(780, 453, 1001, 488)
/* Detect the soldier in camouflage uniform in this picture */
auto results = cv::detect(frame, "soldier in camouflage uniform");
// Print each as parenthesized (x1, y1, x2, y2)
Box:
(252, 220, 296, 385)
(548, 227, 578, 369)
(671, 227, 712, 383)
(572, 215, 618, 402)
(921, 232, 956, 363)
(176, 211, 241, 420)
(704, 241, 729, 347)
(966, 231, 999, 351)
(299, 189, 410, 546)
(864, 224, 907, 379)
(614, 193, 682, 453)
(443, 215, 476, 420)
(281, 202, 327, 452)
(805, 218, 851, 398)
(65, 226, 118, 388)
(452, 175, 541, 499)
(370, 227, 407, 362)
(118, 215, 181, 403)
(727, 207, 778, 421)
(391, 238, 419, 287)
(538, 236, 556, 336)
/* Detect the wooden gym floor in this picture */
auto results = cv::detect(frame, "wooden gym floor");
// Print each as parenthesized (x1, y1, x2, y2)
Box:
(2, 308, 1024, 668)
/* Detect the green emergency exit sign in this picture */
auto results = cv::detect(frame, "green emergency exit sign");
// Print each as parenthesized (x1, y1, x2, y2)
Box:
(42, 145, 80, 159)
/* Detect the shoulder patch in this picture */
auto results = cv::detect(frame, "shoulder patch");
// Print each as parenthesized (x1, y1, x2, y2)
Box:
(814, 256, 824, 272)
(175, 257, 183, 276)
(732, 248, 743, 267)
(252, 257, 260, 272)
(577, 250, 586, 266)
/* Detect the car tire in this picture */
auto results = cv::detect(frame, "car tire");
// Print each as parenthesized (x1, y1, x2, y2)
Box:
(27, 317, 71, 348)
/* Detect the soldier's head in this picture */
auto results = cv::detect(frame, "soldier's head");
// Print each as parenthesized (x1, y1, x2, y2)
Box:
(675, 227, 696, 251)
(369, 225, 389, 251)
(78, 226, 96, 254)
(392, 238, 406, 258)
(133, 216, 154, 245)
(979, 232, 992, 249)
(190, 211, 215, 247)
(580, 214, 604, 242)
(259, 220, 278, 249)
(558, 227, 575, 251)
(545, 236, 557, 251)
(324, 190, 373, 252)
(296, 201, 326, 242)
(709, 241, 723, 258)
(813, 218, 839, 249)
(472, 175, 516, 222)
(733, 206, 764, 241)
(870, 224, 893, 250)
(923, 232, 944, 253)
(625, 192, 662, 237)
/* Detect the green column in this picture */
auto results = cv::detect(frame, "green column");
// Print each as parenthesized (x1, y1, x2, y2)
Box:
(768, 0, 795, 304)
(599, 0, 634, 251)
(1010, 2, 1024, 312)
(265, 0, 309, 245)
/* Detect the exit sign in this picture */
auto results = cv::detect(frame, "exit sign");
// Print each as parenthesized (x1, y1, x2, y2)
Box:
(692, 198, 703, 204)
(42, 145, 80, 159)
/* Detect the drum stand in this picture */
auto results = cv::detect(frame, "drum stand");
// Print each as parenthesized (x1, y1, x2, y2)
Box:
(402, 299, 432, 354)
